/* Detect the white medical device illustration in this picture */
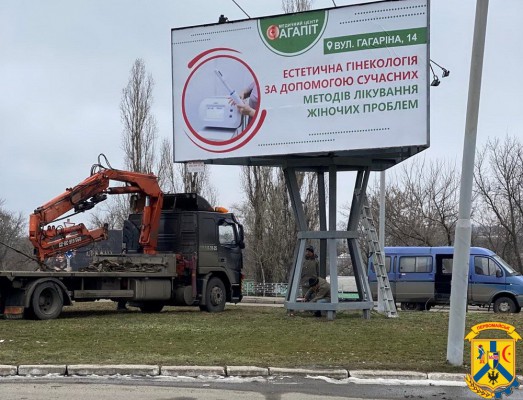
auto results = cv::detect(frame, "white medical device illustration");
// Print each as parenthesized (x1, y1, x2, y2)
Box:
(198, 96, 241, 129)
(198, 70, 243, 129)
(214, 69, 243, 105)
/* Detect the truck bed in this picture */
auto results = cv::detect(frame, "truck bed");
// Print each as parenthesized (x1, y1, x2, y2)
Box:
(0, 270, 176, 278)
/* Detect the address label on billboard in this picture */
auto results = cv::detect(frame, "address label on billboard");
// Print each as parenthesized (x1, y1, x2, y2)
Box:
(171, 0, 429, 162)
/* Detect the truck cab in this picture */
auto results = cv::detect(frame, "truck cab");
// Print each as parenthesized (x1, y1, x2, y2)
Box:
(123, 193, 244, 309)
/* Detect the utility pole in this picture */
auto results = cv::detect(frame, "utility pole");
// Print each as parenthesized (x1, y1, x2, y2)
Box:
(377, 170, 386, 313)
(447, 0, 489, 366)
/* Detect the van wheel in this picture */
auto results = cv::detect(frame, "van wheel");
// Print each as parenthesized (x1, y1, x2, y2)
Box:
(493, 297, 517, 313)
(400, 302, 422, 311)
(31, 282, 63, 320)
(201, 277, 226, 313)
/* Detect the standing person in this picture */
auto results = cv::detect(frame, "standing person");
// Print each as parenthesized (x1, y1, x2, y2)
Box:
(300, 245, 319, 294)
(287, 246, 319, 317)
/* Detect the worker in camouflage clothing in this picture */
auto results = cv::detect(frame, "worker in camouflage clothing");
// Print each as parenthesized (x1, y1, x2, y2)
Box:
(300, 245, 319, 293)
(304, 276, 331, 317)
(304, 276, 331, 303)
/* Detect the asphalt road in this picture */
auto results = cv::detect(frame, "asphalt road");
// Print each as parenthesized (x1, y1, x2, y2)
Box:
(1, 376, 522, 400)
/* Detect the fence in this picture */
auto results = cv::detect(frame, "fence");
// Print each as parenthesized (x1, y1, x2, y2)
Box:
(242, 276, 357, 297)
(242, 281, 288, 297)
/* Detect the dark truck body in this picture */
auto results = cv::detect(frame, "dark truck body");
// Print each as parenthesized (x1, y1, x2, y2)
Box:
(0, 193, 244, 319)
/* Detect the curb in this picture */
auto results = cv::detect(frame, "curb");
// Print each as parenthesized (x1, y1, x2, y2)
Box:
(269, 367, 348, 379)
(161, 366, 225, 377)
(0, 364, 466, 381)
(226, 366, 269, 377)
(0, 365, 17, 377)
(349, 370, 427, 380)
(18, 365, 67, 376)
(428, 372, 467, 381)
(67, 364, 160, 376)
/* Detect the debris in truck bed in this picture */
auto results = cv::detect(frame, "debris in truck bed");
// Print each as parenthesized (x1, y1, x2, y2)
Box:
(79, 259, 165, 273)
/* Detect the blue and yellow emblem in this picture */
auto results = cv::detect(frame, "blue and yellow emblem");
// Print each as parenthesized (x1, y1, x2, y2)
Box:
(465, 322, 521, 399)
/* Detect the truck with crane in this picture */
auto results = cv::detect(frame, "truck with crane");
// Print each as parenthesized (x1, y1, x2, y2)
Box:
(0, 155, 244, 320)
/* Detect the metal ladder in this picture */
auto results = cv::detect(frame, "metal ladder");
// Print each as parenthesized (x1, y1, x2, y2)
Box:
(360, 196, 398, 318)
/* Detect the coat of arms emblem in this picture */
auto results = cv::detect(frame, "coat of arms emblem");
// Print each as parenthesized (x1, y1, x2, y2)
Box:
(465, 322, 520, 398)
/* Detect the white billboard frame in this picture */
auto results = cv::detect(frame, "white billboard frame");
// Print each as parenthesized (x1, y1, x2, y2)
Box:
(171, 0, 430, 166)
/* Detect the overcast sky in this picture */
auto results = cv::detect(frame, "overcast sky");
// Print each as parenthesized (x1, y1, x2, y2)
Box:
(1, 0, 522, 223)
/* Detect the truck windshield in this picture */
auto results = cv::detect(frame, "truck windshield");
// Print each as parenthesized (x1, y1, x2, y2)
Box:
(494, 255, 521, 276)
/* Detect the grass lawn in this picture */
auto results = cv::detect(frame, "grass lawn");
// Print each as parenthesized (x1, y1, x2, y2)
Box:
(0, 302, 521, 373)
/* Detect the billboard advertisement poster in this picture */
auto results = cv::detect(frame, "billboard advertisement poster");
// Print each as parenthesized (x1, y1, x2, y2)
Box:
(172, 0, 429, 163)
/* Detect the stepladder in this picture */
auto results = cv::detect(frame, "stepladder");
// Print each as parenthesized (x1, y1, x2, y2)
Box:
(361, 196, 398, 318)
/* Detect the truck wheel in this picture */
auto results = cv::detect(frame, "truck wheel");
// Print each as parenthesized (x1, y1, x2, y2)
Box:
(202, 277, 226, 313)
(31, 282, 63, 320)
(139, 302, 164, 313)
(493, 297, 517, 313)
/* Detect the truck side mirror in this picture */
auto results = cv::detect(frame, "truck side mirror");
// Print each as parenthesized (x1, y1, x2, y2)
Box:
(237, 224, 245, 244)
(496, 270, 503, 278)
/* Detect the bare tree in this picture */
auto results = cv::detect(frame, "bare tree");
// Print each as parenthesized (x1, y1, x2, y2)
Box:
(0, 199, 30, 271)
(282, 0, 313, 13)
(362, 157, 461, 248)
(299, 171, 320, 230)
(175, 163, 218, 206)
(239, 165, 320, 283)
(276, 170, 319, 280)
(88, 195, 130, 230)
(90, 59, 160, 229)
(240, 166, 274, 283)
(474, 136, 523, 271)
(121, 58, 158, 173)
(156, 137, 177, 193)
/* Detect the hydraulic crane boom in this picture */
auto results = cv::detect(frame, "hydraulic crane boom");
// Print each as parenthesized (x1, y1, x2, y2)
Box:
(29, 159, 163, 262)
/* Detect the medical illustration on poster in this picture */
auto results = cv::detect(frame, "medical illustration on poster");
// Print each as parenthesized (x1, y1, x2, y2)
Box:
(183, 57, 259, 136)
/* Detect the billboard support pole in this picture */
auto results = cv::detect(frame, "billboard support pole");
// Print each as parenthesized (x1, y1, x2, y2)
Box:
(377, 170, 386, 312)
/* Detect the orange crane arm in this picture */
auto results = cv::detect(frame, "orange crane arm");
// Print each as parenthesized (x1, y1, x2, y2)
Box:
(29, 166, 163, 262)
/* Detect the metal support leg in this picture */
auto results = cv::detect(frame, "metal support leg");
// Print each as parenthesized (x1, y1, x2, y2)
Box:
(347, 168, 373, 319)
(328, 165, 339, 305)
(318, 171, 327, 279)
(284, 167, 307, 304)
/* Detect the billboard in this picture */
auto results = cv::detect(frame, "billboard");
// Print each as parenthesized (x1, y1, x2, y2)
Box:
(171, 0, 429, 163)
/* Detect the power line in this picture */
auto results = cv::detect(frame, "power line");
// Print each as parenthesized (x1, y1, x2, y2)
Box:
(0, 239, 46, 270)
(231, 0, 251, 18)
